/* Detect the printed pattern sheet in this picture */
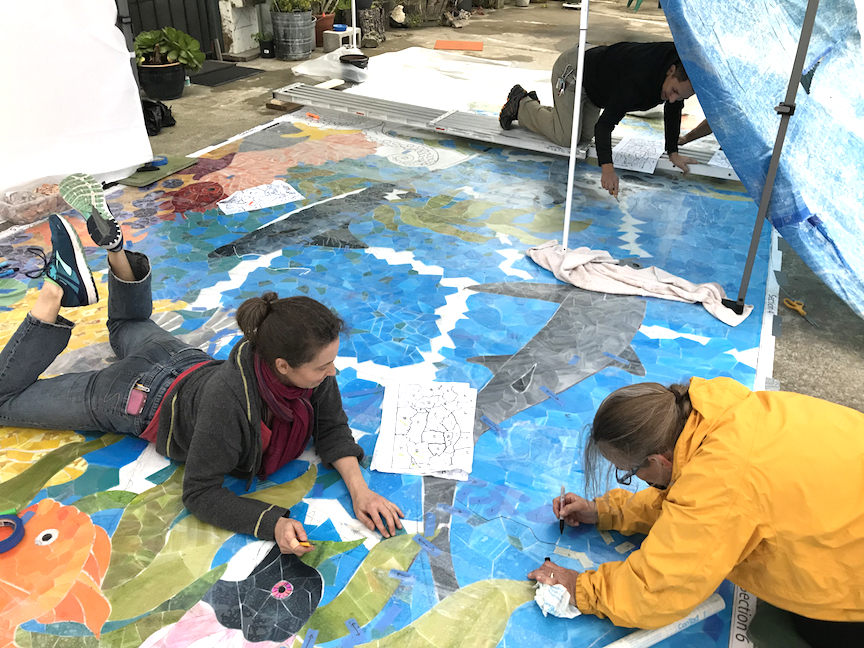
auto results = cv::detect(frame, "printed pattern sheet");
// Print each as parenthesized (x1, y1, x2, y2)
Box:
(372, 383, 477, 480)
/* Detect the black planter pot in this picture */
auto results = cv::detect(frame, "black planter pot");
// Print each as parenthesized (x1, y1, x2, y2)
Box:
(259, 40, 276, 58)
(138, 62, 185, 101)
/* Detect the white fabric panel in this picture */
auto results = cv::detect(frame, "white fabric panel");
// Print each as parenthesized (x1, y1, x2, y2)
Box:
(0, 0, 152, 195)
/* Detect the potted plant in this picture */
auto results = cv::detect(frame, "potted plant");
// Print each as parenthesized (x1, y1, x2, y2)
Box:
(134, 27, 205, 100)
(252, 31, 275, 58)
(271, 0, 315, 61)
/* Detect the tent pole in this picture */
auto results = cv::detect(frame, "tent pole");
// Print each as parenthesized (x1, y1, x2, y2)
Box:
(560, 0, 590, 251)
(723, 0, 820, 314)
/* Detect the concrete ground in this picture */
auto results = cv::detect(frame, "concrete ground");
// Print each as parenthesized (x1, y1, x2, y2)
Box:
(145, 0, 863, 411)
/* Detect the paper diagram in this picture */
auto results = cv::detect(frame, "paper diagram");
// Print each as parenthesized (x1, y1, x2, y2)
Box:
(372, 382, 477, 480)
(217, 179, 304, 214)
(708, 148, 733, 169)
(612, 137, 667, 174)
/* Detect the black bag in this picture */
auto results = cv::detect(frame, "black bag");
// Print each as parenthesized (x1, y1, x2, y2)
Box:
(141, 99, 176, 136)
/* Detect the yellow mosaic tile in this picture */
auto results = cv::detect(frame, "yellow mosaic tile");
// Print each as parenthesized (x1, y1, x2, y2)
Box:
(0, 427, 88, 485)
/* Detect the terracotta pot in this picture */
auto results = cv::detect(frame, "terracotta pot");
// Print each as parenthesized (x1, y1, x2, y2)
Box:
(314, 12, 335, 47)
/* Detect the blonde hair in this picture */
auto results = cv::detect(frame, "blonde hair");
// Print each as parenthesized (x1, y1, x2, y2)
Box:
(583, 381, 691, 496)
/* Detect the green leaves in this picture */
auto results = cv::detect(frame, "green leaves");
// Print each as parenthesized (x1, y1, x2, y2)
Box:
(272, 0, 312, 12)
(133, 27, 205, 72)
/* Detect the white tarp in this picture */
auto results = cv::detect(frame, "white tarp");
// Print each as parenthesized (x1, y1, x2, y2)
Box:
(0, 0, 152, 196)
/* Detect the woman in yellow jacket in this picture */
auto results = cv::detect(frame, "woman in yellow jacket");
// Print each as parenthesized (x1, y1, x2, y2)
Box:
(528, 377, 864, 648)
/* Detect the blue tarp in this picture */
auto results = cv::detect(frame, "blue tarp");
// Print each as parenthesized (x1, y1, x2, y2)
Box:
(665, 0, 864, 318)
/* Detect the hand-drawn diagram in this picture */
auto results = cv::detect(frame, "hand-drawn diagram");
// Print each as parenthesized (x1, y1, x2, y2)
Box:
(217, 180, 304, 215)
(612, 137, 667, 174)
(373, 383, 477, 480)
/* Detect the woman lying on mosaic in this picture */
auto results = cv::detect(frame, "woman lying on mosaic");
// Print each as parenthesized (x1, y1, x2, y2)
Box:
(528, 379, 864, 648)
(0, 174, 403, 556)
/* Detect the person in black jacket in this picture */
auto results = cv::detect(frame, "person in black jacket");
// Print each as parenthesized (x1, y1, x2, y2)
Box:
(0, 176, 403, 556)
(499, 41, 698, 197)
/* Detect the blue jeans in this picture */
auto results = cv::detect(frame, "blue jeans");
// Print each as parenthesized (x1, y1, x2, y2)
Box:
(0, 251, 211, 436)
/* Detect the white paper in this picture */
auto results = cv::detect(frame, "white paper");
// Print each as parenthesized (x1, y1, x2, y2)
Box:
(612, 137, 667, 174)
(371, 382, 477, 481)
(708, 148, 733, 169)
(217, 180, 304, 214)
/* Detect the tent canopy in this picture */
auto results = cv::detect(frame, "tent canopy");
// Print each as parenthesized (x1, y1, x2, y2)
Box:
(664, 0, 864, 319)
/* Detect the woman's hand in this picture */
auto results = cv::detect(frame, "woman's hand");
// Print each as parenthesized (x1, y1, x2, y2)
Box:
(600, 164, 619, 197)
(527, 559, 580, 605)
(554, 493, 599, 527)
(352, 486, 405, 538)
(669, 152, 698, 174)
(274, 516, 315, 556)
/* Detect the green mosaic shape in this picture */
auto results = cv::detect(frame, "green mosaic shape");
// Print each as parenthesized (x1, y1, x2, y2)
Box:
(375, 198, 591, 246)
(102, 467, 186, 590)
(0, 278, 28, 307)
(105, 465, 316, 620)
(356, 579, 535, 648)
(73, 490, 137, 514)
(295, 533, 425, 645)
(300, 538, 366, 569)
(0, 434, 123, 511)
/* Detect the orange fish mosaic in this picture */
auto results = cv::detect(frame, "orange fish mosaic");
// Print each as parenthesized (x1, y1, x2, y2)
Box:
(0, 500, 111, 647)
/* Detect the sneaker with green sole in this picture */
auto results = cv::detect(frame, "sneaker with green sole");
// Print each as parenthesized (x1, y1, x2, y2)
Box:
(25, 214, 98, 307)
(59, 173, 124, 252)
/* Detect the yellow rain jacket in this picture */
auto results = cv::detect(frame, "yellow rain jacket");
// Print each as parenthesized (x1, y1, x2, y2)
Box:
(574, 377, 864, 629)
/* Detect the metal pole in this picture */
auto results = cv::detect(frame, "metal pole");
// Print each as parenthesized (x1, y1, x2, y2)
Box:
(560, 0, 590, 250)
(723, 0, 820, 314)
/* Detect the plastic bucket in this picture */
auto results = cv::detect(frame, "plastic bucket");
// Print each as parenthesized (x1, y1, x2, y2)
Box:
(272, 11, 315, 61)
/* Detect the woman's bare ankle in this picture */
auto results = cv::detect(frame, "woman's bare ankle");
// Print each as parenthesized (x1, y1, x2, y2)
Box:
(31, 281, 64, 324)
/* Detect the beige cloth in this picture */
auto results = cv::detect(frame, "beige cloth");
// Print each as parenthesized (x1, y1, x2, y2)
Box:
(526, 241, 753, 326)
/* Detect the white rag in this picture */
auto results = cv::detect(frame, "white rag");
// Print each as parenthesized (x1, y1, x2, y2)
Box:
(526, 241, 752, 327)
(534, 582, 582, 618)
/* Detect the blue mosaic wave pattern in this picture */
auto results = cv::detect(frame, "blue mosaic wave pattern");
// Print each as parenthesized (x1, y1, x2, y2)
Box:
(9, 112, 770, 648)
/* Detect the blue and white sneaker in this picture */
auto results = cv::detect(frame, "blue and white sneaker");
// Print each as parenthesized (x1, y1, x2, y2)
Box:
(25, 214, 99, 307)
(59, 173, 124, 252)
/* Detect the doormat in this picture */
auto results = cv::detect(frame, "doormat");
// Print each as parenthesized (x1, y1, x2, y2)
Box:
(119, 156, 198, 187)
(189, 60, 264, 87)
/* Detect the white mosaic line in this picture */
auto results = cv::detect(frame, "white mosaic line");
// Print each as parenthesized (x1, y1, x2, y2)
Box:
(220, 540, 276, 582)
(187, 250, 282, 310)
(618, 211, 652, 258)
(726, 347, 759, 369)
(638, 324, 710, 345)
(110, 443, 171, 494)
(364, 247, 445, 275)
(496, 248, 532, 279)
(256, 188, 368, 231)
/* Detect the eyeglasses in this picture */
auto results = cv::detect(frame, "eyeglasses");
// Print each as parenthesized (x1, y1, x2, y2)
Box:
(615, 459, 647, 486)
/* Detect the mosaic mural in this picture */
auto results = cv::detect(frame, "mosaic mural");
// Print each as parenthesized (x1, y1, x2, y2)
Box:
(0, 108, 770, 648)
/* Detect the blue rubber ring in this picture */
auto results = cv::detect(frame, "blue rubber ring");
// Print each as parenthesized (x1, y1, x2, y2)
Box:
(151, 155, 168, 166)
(333, 23, 347, 31)
(0, 514, 24, 553)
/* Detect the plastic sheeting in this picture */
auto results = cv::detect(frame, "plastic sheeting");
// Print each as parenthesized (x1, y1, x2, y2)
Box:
(0, 1, 152, 196)
(665, 0, 864, 318)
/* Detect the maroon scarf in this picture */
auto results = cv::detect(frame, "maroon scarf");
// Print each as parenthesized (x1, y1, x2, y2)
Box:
(254, 354, 314, 478)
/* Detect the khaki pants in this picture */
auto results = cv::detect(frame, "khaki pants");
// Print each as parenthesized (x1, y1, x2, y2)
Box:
(516, 46, 601, 147)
